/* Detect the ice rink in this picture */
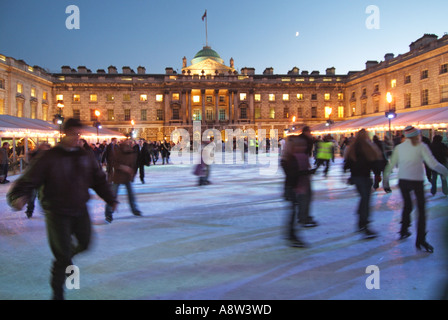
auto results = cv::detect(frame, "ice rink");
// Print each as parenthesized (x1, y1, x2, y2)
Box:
(0, 152, 447, 300)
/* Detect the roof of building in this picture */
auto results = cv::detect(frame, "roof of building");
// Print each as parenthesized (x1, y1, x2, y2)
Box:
(191, 46, 224, 65)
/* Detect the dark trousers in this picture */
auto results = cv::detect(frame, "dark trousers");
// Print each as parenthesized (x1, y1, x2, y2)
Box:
(105, 182, 139, 217)
(287, 189, 311, 239)
(26, 189, 38, 213)
(315, 159, 330, 176)
(0, 163, 8, 182)
(431, 169, 448, 195)
(398, 179, 427, 243)
(45, 210, 92, 299)
(138, 163, 145, 182)
(352, 176, 373, 230)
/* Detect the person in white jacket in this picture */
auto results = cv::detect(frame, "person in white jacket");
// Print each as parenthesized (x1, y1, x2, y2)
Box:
(384, 126, 448, 253)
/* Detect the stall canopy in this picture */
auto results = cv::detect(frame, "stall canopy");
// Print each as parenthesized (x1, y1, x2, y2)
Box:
(311, 106, 448, 135)
(0, 114, 125, 141)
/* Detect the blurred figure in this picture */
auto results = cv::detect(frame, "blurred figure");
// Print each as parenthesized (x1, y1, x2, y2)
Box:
(298, 126, 314, 157)
(315, 135, 334, 177)
(344, 129, 382, 239)
(0, 142, 10, 184)
(429, 134, 448, 196)
(384, 126, 448, 253)
(161, 139, 171, 164)
(7, 118, 117, 300)
(102, 137, 118, 182)
(24, 142, 51, 218)
(195, 137, 215, 186)
(372, 135, 391, 193)
(104, 139, 142, 223)
(281, 135, 316, 248)
(134, 139, 151, 184)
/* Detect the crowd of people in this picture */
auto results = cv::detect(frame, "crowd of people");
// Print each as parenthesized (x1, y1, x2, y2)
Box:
(3, 117, 448, 299)
(281, 125, 448, 251)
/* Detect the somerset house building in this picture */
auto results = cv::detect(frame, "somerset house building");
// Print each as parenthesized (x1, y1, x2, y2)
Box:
(1, 33, 448, 143)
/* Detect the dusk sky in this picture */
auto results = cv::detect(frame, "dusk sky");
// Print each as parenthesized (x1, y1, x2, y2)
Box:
(1, 0, 447, 75)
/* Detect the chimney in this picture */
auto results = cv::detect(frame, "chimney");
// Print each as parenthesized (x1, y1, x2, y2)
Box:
(263, 67, 274, 75)
(288, 67, 300, 75)
(165, 67, 175, 74)
(61, 66, 72, 73)
(137, 66, 146, 74)
(326, 67, 335, 75)
(365, 60, 379, 69)
(122, 66, 132, 74)
(241, 67, 255, 75)
(77, 66, 88, 73)
(384, 53, 394, 61)
(301, 70, 309, 75)
(311, 70, 320, 75)
(410, 34, 438, 51)
(108, 66, 117, 74)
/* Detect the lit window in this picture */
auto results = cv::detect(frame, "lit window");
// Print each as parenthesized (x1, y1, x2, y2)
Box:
(324, 93, 330, 100)
(56, 94, 63, 101)
(283, 94, 289, 101)
(43, 91, 48, 100)
(324, 106, 332, 118)
(269, 107, 275, 119)
(42, 105, 48, 121)
(193, 110, 201, 120)
(297, 94, 304, 100)
(254, 94, 261, 102)
(90, 94, 97, 102)
(338, 93, 344, 100)
(156, 94, 163, 102)
(172, 93, 180, 101)
(140, 94, 148, 101)
(338, 106, 344, 118)
(391, 79, 397, 88)
(31, 87, 36, 97)
(107, 109, 115, 121)
(17, 83, 23, 94)
(73, 94, 80, 102)
(192, 95, 200, 103)
(269, 94, 275, 101)
(240, 93, 247, 101)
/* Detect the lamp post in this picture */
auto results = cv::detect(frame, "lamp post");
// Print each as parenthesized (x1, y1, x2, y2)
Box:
(385, 92, 396, 139)
(93, 110, 101, 143)
(130, 119, 135, 139)
(55, 100, 64, 141)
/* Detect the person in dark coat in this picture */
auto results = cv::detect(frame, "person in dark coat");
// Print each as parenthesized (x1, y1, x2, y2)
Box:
(133, 139, 151, 184)
(102, 137, 118, 182)
(160, 139, 171, 164)
(104, 139, 142, 223)
(7, 118, 117, 300)
(372, 135, 391, 193)
(24, 142, 51, 218)
(430, 134, 448, 195)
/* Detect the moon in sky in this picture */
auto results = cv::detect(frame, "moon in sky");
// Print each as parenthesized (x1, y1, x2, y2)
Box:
(296, 31, 300, 37)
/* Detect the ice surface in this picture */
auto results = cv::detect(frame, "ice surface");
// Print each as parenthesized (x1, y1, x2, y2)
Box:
(0, 152, 447, 300)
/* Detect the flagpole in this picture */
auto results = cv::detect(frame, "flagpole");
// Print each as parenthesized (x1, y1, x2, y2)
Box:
(205, 11, 208, 47)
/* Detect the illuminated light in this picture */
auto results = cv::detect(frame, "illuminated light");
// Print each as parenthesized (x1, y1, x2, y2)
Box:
(386, 92, 393, 104)
(94, 110, 100, 117)
(292, 116, 296, 123)
(131, 120, 135, 126)
(296, 31, 299, 37)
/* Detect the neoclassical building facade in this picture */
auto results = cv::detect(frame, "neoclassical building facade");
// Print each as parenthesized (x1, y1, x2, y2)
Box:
(1, 33, 447, 141)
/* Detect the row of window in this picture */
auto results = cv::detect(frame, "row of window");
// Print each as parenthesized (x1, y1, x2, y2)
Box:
(55, 92, 345, 104)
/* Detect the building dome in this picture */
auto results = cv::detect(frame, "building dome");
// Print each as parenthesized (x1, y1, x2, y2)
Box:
(191, 46, 224, 65)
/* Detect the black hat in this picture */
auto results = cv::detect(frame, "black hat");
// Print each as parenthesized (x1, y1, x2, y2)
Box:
(63, 118, 83, 133)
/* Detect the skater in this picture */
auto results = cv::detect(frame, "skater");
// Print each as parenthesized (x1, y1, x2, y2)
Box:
(281, 135, 317, 247)
(0, 142, 10, 184)
(344, 129, 382, 239)
(104, 139, 142, 223)
(7, 118, 117, 300)
(429, 134, 448, 196)
(384, 126, 448, 252)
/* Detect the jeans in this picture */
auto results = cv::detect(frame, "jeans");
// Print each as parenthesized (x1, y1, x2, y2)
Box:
(105, 182, 139, 217)
(352, 176, 373, 230)
(398, 179, 427, 243)
(286, 188, 312, 239)
(431, 169, 448, 195)
(45, 209, 92, 299)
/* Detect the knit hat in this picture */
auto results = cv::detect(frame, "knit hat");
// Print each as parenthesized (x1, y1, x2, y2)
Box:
(404, 125, 420, 138)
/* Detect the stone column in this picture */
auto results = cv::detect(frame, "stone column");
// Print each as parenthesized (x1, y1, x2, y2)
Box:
(215, 89, 219, 124)
(187, 89, 192, 124)
(228, 90, 233, 123)
(233, 90, 239, 123)
(164, 90, 170, 126)
(201, 89, 205, 122)
(249, 89, 255, 123)
(181, 90, 187, 124)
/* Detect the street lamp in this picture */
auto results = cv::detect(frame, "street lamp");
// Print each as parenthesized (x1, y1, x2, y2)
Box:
(54, 100, 65, 140)
(93, 110, 101, 143)
(130, 119, 136, 139)
(385, 92, 396, 139)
